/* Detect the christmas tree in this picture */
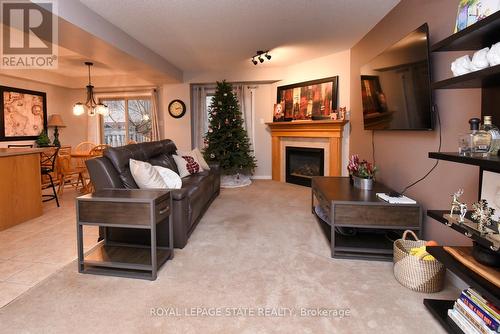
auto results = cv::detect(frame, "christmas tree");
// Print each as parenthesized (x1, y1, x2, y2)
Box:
(203, 81, 257, 175)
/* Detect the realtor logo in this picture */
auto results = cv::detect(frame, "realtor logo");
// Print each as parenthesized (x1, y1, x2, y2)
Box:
(1, 0, 58, 69)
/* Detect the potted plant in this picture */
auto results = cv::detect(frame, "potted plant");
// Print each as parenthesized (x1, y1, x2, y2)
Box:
(36, 130, 51, 147)
(347, 154, 377, 190)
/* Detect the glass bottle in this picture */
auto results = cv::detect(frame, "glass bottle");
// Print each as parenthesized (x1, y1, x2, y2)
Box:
(481, 116, 500, 155)
(469, 118, 491, 156)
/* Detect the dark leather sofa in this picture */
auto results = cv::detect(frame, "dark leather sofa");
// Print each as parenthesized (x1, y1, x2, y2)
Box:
(86, 139, 220, 248)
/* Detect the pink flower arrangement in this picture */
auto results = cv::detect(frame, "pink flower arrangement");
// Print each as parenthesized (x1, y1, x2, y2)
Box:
(347, 154, 377, 179)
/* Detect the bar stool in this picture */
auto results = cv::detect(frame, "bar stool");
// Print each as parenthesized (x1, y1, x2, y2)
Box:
(40, 147, 60, 207)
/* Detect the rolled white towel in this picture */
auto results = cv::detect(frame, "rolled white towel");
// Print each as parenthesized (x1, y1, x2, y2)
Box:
(487, 42, 500, 66)
(451, 55, 473, 76)
(471, 47, 490, 70)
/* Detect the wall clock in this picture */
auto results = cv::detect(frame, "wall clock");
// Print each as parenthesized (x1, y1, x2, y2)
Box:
(168, 99, 186, 118)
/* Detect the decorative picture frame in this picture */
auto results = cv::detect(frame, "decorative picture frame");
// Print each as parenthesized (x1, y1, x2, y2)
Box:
(480, 170, 500, 225)
(454, 0, 500, 33)
(0, 86, 47, 141)
(273, 102, 285, 122)
(276, 76, 338, 121)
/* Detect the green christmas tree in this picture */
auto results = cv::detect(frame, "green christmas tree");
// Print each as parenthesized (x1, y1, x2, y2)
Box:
(203, 81, 257, 175)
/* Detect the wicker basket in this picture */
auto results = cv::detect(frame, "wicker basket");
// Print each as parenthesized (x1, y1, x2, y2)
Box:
(393, 230, 445, 293)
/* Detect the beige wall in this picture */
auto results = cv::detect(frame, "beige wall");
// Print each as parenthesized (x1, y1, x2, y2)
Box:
(350, 0, 474, 244)
(160, 84, 192, 151)
(162, 49, 351, 178)
(0, 74, 86, 148)
(270, 50, 351, 175)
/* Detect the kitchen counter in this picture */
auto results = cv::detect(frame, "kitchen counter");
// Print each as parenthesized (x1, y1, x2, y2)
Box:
(0, 148, 48, 231)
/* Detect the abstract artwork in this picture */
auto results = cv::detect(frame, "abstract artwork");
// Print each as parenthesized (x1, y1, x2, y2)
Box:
(455, 0, 500, 32)
(0, 86, 47, 141)
(276, 77, 338, 121)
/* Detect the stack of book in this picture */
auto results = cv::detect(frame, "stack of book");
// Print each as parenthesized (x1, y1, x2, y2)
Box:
(448, 288, 499, 334)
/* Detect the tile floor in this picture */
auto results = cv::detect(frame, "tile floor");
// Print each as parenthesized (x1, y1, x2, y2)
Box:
(0, 189, 98, 308)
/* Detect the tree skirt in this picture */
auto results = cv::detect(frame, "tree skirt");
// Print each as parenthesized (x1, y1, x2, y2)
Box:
(220, 174, 252, 188)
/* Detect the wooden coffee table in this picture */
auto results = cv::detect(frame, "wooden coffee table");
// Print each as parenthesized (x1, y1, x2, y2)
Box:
(311, 177, 422, 261)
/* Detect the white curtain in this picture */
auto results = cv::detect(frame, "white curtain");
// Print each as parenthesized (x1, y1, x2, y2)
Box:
(232, 84, 255, 149)
(150, 88, 161, 141)
(191, 84, 215, 149)
(86, 112, 101, 144)
(191, 83, 255, 150)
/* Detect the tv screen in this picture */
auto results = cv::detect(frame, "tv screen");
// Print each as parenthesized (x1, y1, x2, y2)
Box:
(361, 23, 433, 131)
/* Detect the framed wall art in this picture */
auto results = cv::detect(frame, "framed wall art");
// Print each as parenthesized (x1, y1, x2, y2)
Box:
(480, 170, 500, 224)
(454, 0, 500, 32)
(0, 86, 47, 141)
(276, 76, 338, 121)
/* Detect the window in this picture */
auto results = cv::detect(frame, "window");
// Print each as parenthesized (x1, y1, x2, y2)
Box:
(101, 97, 152, 147)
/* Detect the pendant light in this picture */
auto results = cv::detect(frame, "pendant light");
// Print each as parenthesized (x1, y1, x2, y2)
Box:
(73, 62, 109, 117)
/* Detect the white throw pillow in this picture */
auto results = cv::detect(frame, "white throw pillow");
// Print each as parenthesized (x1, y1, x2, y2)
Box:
(177, 148, 210, 170)
(129, 159, 166, 189)
(154, 165, 182, 189)
(173, 154, 201, 178)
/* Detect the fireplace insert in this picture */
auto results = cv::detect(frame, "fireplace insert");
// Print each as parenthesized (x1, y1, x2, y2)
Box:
(285, 146, 324, 187)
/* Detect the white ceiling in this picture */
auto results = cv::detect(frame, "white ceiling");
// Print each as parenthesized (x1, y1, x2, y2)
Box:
(79, 0, 400, 72)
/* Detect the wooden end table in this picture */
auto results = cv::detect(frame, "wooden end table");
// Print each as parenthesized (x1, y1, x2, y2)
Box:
(311, 177, 422, 261)
(76, 189, 173, 280)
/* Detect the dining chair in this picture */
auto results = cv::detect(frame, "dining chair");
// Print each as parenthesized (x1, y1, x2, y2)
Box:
(89, 144, 110, 157)
(40, 147, 60, 207)
(74, 141, 96, 154)
(58, 146, 72, 156)
(56, 150, 85, 195)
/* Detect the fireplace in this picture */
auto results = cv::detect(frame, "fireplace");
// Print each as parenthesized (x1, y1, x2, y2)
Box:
(285, 147, 324, 187)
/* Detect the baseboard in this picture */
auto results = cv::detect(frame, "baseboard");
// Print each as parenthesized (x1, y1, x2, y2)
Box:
(446, 269, 468, 291)
(251, 175, 272, 180)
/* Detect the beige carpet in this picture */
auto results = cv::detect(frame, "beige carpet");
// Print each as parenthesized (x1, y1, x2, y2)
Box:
(0, 181, 457, 333)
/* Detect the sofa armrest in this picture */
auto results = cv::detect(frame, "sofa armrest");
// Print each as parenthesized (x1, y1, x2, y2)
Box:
(170, 188, 189, 200)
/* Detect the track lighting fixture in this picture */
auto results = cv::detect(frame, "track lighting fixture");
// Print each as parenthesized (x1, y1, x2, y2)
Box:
(251, 50, 271, 65)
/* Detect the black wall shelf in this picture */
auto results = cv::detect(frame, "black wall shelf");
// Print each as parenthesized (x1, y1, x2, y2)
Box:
(427, 210, 497, 250)
(427, 247, 500, 307)
(428, 152, 500, 171)
(432, 11, 500, 52)
(432, 64, 500, 89)
(423, 299, 464, 334)
(426, 12, 500, 333)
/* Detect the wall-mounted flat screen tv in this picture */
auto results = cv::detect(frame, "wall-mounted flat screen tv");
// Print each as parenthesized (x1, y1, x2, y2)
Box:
(361, 23, 434, 130)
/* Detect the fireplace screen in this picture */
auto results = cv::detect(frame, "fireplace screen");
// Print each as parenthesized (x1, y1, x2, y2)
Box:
(285, 147, 324, 187)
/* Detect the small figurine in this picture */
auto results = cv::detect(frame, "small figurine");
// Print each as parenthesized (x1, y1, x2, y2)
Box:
(471, 199, 495, 234)
(339, 106, 347, 120)
(459, 203, 468, 223)
(450, 189, 464, 217)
